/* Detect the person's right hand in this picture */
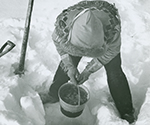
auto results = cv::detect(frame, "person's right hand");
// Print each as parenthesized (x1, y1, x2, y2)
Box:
(77, 69, 91, 85)
(67, 67, 80, 84)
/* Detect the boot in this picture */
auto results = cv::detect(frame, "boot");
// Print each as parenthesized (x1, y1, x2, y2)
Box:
(121, 110, 136, 124)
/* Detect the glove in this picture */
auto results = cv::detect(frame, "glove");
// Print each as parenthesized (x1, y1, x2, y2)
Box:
(67, 67, 80, 85)
(78, 69, 91, 85)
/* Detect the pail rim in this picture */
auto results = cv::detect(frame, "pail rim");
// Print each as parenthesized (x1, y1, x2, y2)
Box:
(58, 82, 90, 107)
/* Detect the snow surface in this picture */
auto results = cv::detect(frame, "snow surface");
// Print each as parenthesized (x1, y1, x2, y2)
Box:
(0, 0, 150, 125)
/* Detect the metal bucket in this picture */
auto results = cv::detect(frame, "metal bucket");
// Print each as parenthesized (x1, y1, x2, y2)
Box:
(58, 82, 90, 118)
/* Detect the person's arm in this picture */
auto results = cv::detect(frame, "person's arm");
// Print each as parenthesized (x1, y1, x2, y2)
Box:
(52, 29, 74, 69)
(78, 34, 121, 85)
(85, 27, 121, 69)
(52, 30, 80, 84)
(85, 36, 121, 72)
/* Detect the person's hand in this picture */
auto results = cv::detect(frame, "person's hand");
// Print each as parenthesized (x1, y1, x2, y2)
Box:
(78, 69, 91, 85)
(67, 67, 80, 84)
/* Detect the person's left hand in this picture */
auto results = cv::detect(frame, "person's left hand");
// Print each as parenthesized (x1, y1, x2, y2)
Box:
(78, 69, 91, 85)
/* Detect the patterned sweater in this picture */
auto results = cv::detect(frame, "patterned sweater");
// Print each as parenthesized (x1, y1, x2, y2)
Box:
(52, 1, 121, 73)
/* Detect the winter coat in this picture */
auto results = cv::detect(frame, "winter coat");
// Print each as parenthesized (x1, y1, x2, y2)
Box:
(52, 1, 121, 73)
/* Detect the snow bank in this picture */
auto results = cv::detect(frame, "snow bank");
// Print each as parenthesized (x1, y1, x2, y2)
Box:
(0, 0, 150, 125)
(0, 76, 45, 125)
(135, 87, 150, 125)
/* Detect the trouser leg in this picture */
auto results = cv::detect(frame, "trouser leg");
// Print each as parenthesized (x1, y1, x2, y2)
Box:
(104, 53, 134, 117)
(49, 56, 82, 99)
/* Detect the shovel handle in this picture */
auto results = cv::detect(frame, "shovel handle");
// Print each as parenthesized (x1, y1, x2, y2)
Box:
(0, 40, 16, 57)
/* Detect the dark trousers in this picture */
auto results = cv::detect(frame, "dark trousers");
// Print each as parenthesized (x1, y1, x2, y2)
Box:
(49, 54, 134, 117)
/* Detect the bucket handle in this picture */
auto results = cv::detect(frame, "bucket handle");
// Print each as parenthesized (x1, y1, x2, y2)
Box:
(77, 85, 80, 106)
(69, 81, 81, 106)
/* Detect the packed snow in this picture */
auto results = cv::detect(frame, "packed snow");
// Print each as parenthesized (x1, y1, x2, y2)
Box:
(0, 0, 150, 125)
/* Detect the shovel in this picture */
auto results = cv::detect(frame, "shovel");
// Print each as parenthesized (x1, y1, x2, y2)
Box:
(0, 40, 15, 58)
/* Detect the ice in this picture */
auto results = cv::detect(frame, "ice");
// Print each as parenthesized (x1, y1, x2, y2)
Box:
(0, 0, 150, 125)
(0, 110, 33, 125)
(20, 96, 45, 125)
(96, 105, 128, 125)
(44, 103, 96, 125)
(136, 88, 150, 125)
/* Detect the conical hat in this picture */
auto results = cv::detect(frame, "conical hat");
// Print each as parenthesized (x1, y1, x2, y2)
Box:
(69, 9, 105, 49)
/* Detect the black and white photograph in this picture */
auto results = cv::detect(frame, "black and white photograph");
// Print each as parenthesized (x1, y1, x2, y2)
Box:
(0, 0, 150, 125)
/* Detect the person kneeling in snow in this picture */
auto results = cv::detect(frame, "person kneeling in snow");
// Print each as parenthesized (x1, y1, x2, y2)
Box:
(39, 1, 135, 123)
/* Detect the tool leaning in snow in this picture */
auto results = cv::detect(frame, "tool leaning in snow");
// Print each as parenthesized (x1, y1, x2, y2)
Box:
(14, 0, 34, 76)
(0, 40, 15, 58)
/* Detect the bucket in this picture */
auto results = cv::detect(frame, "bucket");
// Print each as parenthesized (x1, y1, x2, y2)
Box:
(58, 82, 90, 118)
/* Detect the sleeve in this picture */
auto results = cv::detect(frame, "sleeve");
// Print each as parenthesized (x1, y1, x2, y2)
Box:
(52, 29, 75, 71)
(52, 28, 67, 56)
(84, 58, 103, 73)
(84, 33, 121, 74)
(60, 54, 75, 70)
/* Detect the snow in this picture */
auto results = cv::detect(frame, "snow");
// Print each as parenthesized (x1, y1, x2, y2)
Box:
(0, 0, 150, 125)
